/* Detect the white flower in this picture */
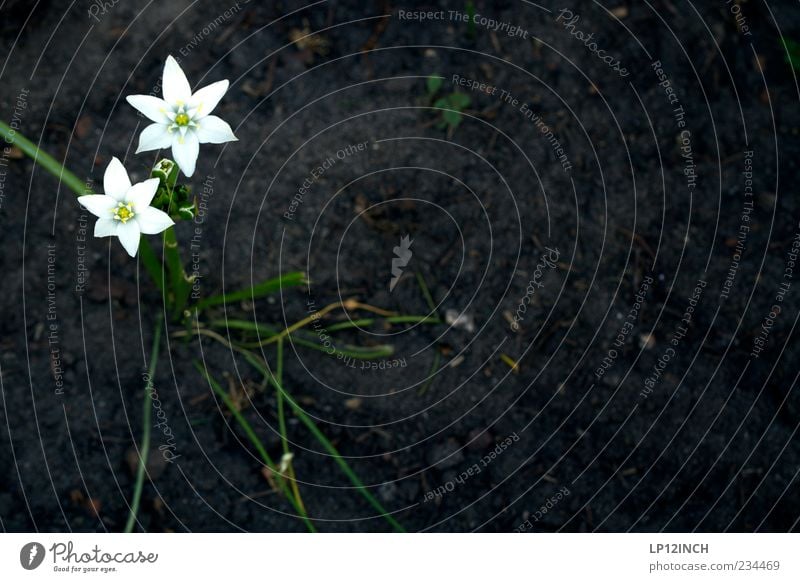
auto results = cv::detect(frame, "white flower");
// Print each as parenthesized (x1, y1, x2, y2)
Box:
(126, 55, 237, 177)
(78, 157, 174, 257)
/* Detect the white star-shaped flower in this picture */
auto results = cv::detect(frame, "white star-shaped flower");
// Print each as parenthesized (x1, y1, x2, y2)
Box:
(126, 55, 237, 177)
(78, 157, 175, 257)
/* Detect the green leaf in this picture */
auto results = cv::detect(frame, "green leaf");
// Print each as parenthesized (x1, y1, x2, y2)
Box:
(782, 37, 800, 70)
(443, 109, 463, 128)
(292, 338, 393, 360)
(210, 319, 394, 360)
(194, 271, 308, 312)
(426, 76, 443, 96)
(0, 121, 91, 197)
(448, 92, 471, 110)
(211, 319, 279, 336)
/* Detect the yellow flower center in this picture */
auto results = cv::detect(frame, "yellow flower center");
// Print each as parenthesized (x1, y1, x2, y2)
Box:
(174, 112, 190, 126)
(113, 202, 135, 223)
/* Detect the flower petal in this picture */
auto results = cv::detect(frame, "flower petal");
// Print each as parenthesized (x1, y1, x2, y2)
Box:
(163, 55, 192, 105)
(78, 194, 116, 218)
(126, 95, 170, 123)
(135, 123, 173, 153)
(188, 80, 229, 118)
(125, 177, 160, 208)
(195, 115, 238, 144)
(136, 206, 175, 235)
(103, 157, 131, 201)
(171, 131, 200, 177)
(94, 218, 118, 238)
(116, 220, 141, 257)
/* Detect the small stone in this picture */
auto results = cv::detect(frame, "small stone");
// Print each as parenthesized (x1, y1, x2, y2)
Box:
(639, 333, 656, 350)
(126, 447, 168, 480)
(445, 309, 475, 333)
(427, 438, 464, 470)
(378, 481, 397, 503)
(467, 428, 493, 451)
(611, 6, 628, 18)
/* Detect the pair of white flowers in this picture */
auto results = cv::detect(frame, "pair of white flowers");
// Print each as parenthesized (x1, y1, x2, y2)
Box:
(79, 56, 237, 256)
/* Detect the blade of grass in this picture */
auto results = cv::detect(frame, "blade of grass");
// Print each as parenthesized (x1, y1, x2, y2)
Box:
(0, 120, 91, 197)
(287, 338, 394, 360)
(240, 349, 406, 532)
(418, 348, 441, 396)
(276, 339, 289, 456)
(208, 319, 395, 360)
(124, 316, 163, 533)
(194, 272, 307, 312)
(323, 315, 441, 333)
(193, 360, 316, 532)
(415, 271, 438, 315)
(276, 338, 308, 514)
(210, 319, 278, 336)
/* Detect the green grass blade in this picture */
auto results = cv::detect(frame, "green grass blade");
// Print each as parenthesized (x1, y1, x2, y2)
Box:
(276, 339, 289, 456)
(323, 315, 441, 333)
(194, 271, 307, 312)
(212, 319, 394, 360)
(124, 316, 163, 533)
(210, 319, 279, 336)
(418, 348, 441, 396)
(415, 271, 438, 314)
(0, 120, 91, 197)
(288, 337, 394, 360)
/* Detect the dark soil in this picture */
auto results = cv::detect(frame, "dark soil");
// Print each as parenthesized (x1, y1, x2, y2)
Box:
(1, 0, 799, 532)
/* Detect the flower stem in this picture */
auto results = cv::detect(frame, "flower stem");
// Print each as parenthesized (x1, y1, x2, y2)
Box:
(0, 120, 91, 197)
(124, 316, 163, 533)
(162, 227, 192, 320)
(276, 338, 308, 515)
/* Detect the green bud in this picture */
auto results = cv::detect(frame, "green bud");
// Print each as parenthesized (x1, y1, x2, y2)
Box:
(151, 158, 179, 190)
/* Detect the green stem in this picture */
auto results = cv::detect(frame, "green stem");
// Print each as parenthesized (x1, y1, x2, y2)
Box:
(324, 315, 441, 333)
(163, 227, 191, 320)
(124, 316, 163, 533)
(415, 271, 439, 315)
(203, 320, 395, 360)
(276, 338, 308, 514)
(276, 339, 289, 456)
(0, 120, 91, 196)
(418, 348, 441, 396)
